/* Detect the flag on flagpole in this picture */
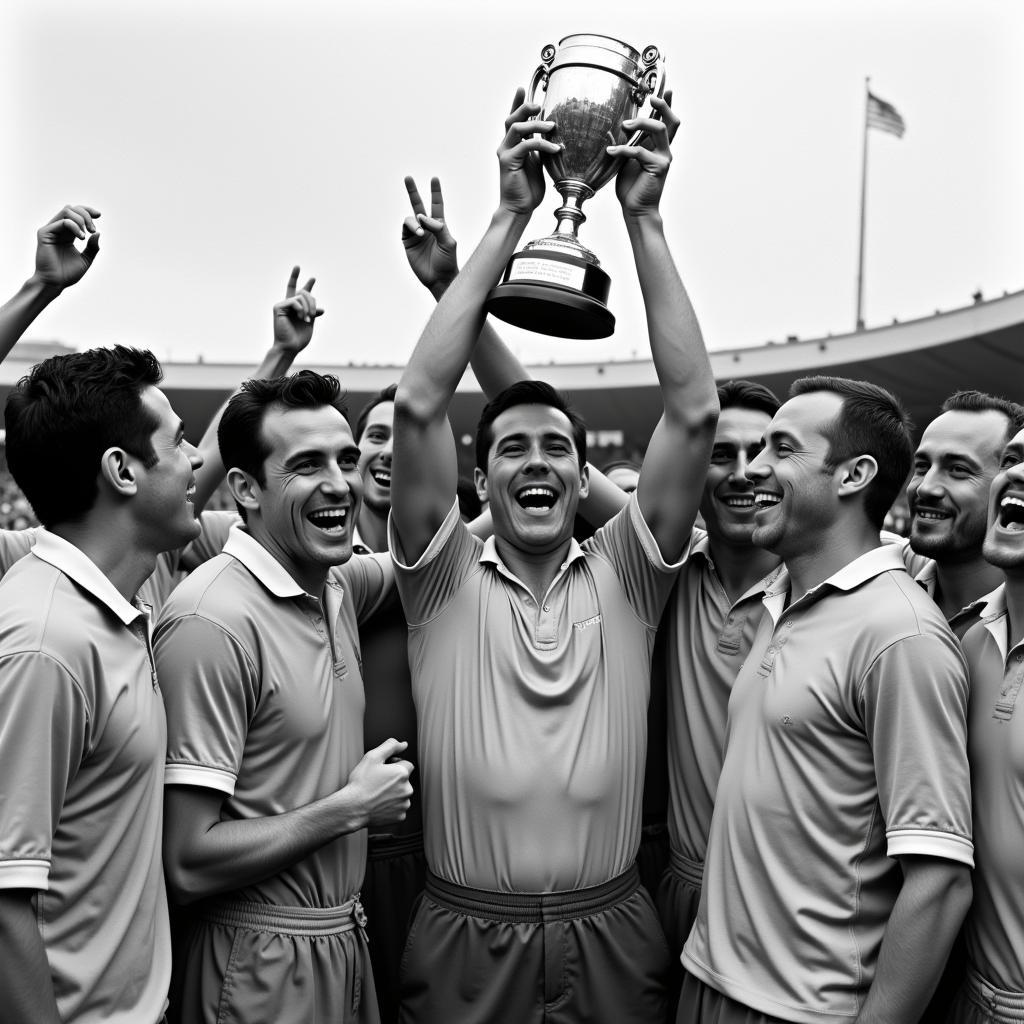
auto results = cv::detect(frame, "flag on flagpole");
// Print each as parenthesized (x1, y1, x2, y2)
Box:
(866, 92, 905, 138)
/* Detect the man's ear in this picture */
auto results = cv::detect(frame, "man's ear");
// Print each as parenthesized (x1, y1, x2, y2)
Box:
(836, 454, 878, 499)
(99, 447, 138, 497)
(228, 467, 262, 516)
(474, 467, 488, 504)
(579, 462, 590, 500)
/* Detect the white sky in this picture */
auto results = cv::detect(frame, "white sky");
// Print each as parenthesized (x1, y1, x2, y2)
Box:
(2, 0, 1022, 369)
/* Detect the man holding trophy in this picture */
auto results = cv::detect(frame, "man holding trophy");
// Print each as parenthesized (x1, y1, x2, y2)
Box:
(389, 33, 719, 1023)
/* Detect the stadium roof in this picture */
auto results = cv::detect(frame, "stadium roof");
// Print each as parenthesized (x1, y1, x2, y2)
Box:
(3, 288, 1023, 450)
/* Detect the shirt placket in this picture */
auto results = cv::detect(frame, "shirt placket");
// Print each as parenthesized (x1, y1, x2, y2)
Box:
(993, 645, 1024, 722)
(306, 593, 347, 680)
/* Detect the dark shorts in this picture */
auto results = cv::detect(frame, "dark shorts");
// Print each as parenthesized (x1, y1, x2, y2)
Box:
(172, 896, 379, 1024)
(364, 832, 427, 1024)
(677, 973, 790, 1024)
(656, 848, 704, 1021)
(399, 865, 671, 1024)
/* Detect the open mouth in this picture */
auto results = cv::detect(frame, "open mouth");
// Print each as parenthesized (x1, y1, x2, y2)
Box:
(185, 483, 196, 503)
(753, 490, 782, 511)
(998, 495, 1024, 533)
(721, 494, 755, 511)
(370, 468, 391, 488)
(307, 507, 349, 534)
(913, 506, 952, 523)
(516, 485, 557, 512)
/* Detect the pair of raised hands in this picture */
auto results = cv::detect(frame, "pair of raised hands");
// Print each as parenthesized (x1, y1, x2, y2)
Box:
(400, 89, 680, 293)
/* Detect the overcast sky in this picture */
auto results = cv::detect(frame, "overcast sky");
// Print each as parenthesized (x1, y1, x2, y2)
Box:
(2, 0, 1021, 370)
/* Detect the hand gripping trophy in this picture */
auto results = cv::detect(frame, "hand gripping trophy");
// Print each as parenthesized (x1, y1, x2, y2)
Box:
(486, 34, 666, 339)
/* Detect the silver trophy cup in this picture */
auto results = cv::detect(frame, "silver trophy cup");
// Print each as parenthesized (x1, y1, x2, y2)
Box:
(486, 34, 666, 339)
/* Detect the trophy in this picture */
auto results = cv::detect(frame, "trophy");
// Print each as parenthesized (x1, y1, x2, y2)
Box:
(486, 34, 666, 340)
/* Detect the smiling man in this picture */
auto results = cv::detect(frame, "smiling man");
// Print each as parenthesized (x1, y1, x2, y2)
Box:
(947, 426, 1024, 1024)
(0, 346, 203, 1024)
(389, 91, 718, 1023)
(680, 376, 974, 1024)
(903, 391, 1024, 637)
(155, 371, 413, 1024)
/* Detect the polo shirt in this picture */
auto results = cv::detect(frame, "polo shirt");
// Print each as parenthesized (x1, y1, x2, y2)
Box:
(156, 525, 390, 906)
(0, 525, 35, 575)
(389, 495, 685, 893)
(665, 530, 782, 867)
(682, 545, 974, 1024)
(892, 535, 991, 639)
(0, 510, 238, 611)
(0, 531, 170, 1024)
(961, 585, 1024, 992)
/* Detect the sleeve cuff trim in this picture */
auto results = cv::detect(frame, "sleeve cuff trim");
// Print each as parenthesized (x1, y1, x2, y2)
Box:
(0, 859, 49, 890)
(164, 763, 236, 795)
(886, 828, 975, 868)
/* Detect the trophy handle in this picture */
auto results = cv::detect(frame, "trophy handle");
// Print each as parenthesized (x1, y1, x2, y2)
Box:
(624, 47, 667, 148)
(527, 43, 557, 110)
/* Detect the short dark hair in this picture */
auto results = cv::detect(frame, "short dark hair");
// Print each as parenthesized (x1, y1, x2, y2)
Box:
(475, 380, 587, 471)
(218, 371, 349, 521)
(790, 375, 914, 529)
(718, 379, 781, 418)
(355, 383, 398, 442)
(5, 346, 164, 528)
(939, 390, 1024, 441)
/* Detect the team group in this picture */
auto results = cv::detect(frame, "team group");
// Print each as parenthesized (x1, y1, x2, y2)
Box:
(0, 93, 1022, 1024)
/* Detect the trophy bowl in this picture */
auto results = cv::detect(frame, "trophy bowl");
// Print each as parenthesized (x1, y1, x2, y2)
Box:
(486, 34, 665, 340)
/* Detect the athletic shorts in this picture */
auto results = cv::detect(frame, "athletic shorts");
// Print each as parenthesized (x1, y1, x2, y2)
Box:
(399, 865, 670, 1024)
(364, 832, 427, 1024)
(656, 848, 704, 1019)
(173, 895, 379, 1024)
(946, 969, 1024, 1024)
(677, 972, 791, 1024)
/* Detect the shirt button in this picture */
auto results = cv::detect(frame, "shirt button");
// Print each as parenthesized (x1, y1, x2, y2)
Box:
(543, 605, 550, 612)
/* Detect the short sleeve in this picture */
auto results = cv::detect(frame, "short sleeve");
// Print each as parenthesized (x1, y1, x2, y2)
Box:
(859, 632, 974, 865)
(0, 652, 88, 890)
(156, 614, 259, 795)
(584, 495, 687, 627)
(334, 552, 394, 625)
(389, 503, 482, 626)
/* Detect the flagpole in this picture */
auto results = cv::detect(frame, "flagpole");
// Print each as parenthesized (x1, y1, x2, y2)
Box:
(855, 77, 870, 331)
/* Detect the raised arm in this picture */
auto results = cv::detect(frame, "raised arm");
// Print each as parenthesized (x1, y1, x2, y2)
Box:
(400, 176, 630, 530)
(0, 205, 101, 362)
(189, 266, 322, 512)
(610, 94, 719, 560)
(391, 93, 559, 560)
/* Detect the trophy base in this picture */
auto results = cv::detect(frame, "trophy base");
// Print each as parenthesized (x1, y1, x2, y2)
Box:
(485, 251, 615, 340)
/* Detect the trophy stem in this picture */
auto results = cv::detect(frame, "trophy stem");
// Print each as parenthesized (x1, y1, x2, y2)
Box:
(552, 181, 593, 239)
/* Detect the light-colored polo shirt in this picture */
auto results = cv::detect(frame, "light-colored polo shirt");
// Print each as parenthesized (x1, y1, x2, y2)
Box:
(0, 531, 170, 1024)
(390, 496, 685, 893)
(961, 585, 1024, 992)
(0, 510, 238, 612)
(0, 525, 36, 575)
(682, 545, 973, 1024)
(156, 524, 390, 906)
(665, 531, 782, 869)
(891, 535, 991, 638)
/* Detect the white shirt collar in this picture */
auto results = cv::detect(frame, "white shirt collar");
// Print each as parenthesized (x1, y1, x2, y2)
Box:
(222, 524, 309, 599)
(31, 530, 146, 625)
